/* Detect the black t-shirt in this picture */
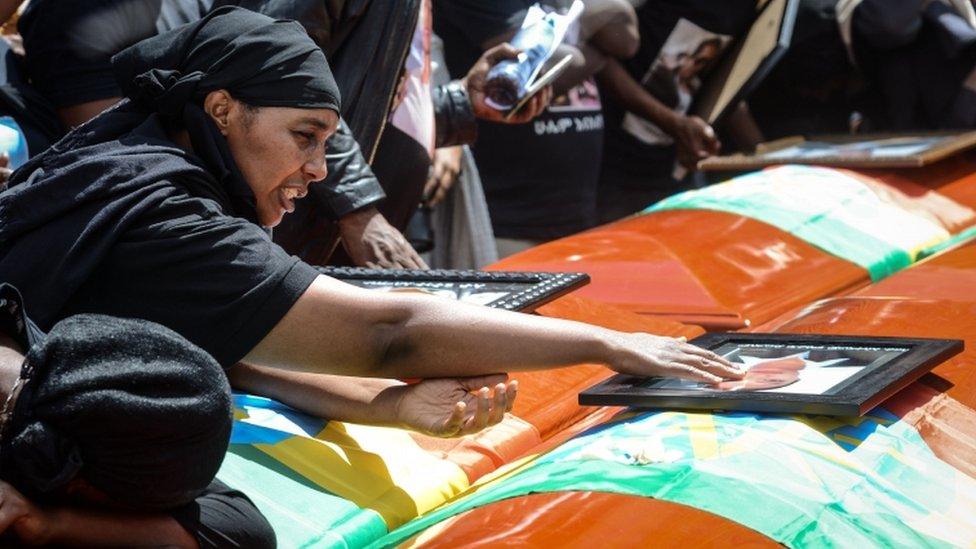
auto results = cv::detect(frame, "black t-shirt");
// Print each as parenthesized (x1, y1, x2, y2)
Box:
(601, 0, 755, 187)
(60, 186, 319, 367)
(0, 107, 318, 369)
(434, 0, 605, 241)
(171, 480, 276, 549)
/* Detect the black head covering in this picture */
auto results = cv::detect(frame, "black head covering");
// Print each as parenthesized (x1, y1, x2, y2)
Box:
(0, 314, 232, 510)
(111, 5, 341, 218)
(0, 6, 339, 334)
(113, 5, 339, 116)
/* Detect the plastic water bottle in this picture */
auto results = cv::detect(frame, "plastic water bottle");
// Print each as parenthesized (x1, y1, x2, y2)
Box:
(0, 116, 28, 169)
(484, 14, 557, 109)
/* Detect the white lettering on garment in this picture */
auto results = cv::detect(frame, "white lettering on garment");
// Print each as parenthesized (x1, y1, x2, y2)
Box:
(533, 115, 604, 136)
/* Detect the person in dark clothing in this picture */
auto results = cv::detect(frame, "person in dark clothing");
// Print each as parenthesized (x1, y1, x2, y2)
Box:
(840, 0, 976, 130)
(240, 0, 552, 263)
(0, 284, 274, 548)
(0, 8, 741, 446)
(596, 0, 756, 222)
(748, 0, 859, 140)
(434, 0, 630, 256)
(15, 0, 425, 268)
(14, 0, 546, 269)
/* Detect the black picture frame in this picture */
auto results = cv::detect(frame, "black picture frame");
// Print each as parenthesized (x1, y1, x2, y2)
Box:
(317, 267, 590, 313)
(690, 0, 799, 126)
(698, 131, 976, 171)
(579, 333, 963, 416)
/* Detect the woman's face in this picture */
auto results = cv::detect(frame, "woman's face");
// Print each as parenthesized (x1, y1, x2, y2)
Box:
(209, 92, 339, 227)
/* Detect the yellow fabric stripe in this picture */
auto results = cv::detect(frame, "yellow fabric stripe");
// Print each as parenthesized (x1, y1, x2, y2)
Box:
(685, 413, 720, 460)
(256, 422, 469, 528)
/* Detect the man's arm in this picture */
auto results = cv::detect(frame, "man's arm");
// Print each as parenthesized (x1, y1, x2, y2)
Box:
(337, 206, 428, 269)
(317, 119, 427, 268)
(244, 275, 742, 382)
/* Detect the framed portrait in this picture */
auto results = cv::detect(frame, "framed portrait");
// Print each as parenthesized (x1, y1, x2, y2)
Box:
(579, 333, 963, 416)
(317, 267, 590, 312)
(698, 131, 976, 171)
(690, 0, 799, 125)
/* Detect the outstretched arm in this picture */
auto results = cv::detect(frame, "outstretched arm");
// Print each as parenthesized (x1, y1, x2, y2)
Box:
(245, 275, 742, 382)
(229, 362, 517, 437)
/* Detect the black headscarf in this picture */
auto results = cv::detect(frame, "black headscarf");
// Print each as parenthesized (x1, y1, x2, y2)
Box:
(112, 5, 340, 116)
(112, 5, 341, 218)
(0, 6, 340, 332)
(0, 314, 232, 510)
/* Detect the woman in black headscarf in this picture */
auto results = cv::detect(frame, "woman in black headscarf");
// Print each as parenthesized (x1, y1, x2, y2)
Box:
(0, 284, 272, 548)
(0, 6, 739, 446)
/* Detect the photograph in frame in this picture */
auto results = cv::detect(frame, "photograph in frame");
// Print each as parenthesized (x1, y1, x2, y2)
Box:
(699, 131, 976, 171)
(690, 0, 799, 125)
(316, 266, 590, 312)
(580, 333, 963, 416)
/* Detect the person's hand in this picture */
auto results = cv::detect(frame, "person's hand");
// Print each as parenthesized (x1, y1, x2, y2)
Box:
(0, 480, 52, 545)
(381, 375, 518, 437)
(338, 206, 429, 269)
(0, 153, 12, 190)
(463, 43, 553, 124)
(424, 146, 463, 208)
(1, 34, 23, 56)
(609, 334, 744, 384)
(670, 114, 721, 170)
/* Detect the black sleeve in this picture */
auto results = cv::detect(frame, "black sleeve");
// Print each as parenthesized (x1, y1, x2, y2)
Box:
(311, 117, 387, 219)
(433, 81, 478, 148)
(90, 192, 320, 367)
(852, 0, 925, 50)
(169, 480, 276, 549)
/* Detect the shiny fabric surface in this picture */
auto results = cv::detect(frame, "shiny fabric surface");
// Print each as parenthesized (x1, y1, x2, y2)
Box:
(493, 209, 868, 329)
(400, 492, 776, 548)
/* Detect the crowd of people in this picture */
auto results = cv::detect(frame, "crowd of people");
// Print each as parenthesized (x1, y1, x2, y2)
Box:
(0, 0, 973, 546)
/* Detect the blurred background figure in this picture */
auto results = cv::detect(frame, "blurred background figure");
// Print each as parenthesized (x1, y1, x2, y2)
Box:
(596, 0, 755, 223)
(435, 0, 640, 258)
(839, 0, 976, 131)
(747, 0, 859, 140)
(424, 34, 499, 270)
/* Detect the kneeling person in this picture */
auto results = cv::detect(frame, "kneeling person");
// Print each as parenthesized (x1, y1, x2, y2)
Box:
(0, 284, 273, 548)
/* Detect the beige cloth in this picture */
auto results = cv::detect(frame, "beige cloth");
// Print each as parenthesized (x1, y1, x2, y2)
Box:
(426, 33, 498, 269)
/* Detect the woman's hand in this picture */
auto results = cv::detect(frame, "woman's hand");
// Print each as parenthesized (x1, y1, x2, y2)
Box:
(0, 480, 52, 545)
(381, 375, 518, 438)
(608, 334, 744, 384)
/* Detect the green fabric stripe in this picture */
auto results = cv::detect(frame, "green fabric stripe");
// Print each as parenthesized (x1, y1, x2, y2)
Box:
(917, 225, 976, 260)
(644, 166, 949, 281)
(219, 446, 388, 548)
(373, 410, 972, 548)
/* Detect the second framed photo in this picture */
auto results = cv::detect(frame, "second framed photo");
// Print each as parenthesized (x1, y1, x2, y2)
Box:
(317, 267, 590, 313)
(580, 333, 962, 416)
